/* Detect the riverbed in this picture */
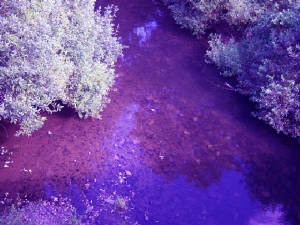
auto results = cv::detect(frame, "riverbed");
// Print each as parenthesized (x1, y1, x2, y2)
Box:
(0, 0, 299, 224)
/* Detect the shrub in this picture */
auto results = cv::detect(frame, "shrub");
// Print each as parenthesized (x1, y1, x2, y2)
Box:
(206, 9, 300, 138)
(162, 0, 227, 35)
(164, 0, 300, 139)
(163, 0, 300, 35)
(0, 0, 123, 135)
(251, 75, 300, 138)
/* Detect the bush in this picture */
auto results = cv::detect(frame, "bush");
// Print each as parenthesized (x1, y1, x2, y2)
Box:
(163, 0, 300, 35)
(0, 0, 123, 135)
(206, 9, 300, 138)
(164, 0, 300, 139)
(162, 0, 227, 35)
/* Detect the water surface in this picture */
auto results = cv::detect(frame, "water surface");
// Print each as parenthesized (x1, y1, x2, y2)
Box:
(0, 0, 299, 224)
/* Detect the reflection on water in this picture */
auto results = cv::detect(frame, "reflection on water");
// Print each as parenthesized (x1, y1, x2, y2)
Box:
(0, 0, 299, 224)
(248, 207, 284, 225)
(134, 20, 158, 46)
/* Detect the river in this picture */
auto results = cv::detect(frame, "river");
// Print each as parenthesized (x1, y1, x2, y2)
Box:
(0, 0, 299, 224)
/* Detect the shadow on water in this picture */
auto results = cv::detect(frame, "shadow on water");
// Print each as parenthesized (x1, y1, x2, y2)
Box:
(0, 0, 299, 224)
(0, 123, 8, 144)
(56, 106, 77, 119)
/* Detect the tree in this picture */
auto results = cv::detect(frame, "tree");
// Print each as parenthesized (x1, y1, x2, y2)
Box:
(0, 0, 123, 135)
(206, 9, 300, 138)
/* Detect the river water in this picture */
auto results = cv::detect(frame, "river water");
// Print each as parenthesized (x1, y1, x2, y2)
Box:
(0, 0, 299, 224)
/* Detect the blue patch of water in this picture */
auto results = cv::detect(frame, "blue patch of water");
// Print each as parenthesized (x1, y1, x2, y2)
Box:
(134, 20, 158, 46)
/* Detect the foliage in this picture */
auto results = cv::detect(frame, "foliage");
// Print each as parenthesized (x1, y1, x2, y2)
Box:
(0, 199, 86, 225)
(252, 76, 300, 138)
(0, 0, 123, 135)
(163, 0, 300, 35)
(162, 0, 226, 35)
(163, 0, 300, 139)
(206, 9, 300, 138)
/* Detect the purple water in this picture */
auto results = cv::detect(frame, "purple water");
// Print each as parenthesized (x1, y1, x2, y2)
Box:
(0, 0, 299, 224)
